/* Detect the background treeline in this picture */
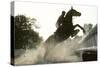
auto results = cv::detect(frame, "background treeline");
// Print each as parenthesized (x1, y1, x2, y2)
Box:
(13, 15, 42, 49)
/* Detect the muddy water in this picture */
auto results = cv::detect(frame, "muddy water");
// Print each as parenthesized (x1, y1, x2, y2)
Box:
(15, 38, 84, 65)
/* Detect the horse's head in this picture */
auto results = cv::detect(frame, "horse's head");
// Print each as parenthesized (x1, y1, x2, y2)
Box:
(67, 7, 81, 17)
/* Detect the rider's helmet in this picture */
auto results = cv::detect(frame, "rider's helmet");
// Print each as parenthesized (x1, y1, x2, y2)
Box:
(62, 11, 66, 15)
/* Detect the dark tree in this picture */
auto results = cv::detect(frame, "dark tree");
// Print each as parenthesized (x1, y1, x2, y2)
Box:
(15, 15, 42, 49)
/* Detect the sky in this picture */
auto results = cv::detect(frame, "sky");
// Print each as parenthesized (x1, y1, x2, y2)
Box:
(14, 1, 97, 41)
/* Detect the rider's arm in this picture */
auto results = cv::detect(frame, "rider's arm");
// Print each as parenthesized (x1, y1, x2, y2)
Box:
(56, 16, 62, 28)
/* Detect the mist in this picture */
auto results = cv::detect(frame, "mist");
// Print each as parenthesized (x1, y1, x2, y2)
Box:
(14, 36, 85, 65)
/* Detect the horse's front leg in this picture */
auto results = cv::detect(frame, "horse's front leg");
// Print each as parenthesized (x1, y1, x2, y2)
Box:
(74, 24, 86, 34)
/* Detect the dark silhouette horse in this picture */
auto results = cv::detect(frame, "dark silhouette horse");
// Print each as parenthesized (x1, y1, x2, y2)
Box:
(45, 7, 85, 45)
(43, 7, 86, 62)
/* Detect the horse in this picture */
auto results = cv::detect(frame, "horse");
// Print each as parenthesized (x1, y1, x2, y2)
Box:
(43, 7, 86, 62)
(54, 7, 86, 42)
(45, 7, 85, 45)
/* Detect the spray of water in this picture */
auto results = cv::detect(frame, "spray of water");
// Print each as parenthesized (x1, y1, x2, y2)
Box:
(44, 38, 84, 63)
(15, 37, 84, 65)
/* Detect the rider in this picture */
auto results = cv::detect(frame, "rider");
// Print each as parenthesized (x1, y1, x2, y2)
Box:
(56, 11, 66, 28)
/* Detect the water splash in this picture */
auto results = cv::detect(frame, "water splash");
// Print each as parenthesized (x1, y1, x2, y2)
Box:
(15, 37, 84, 65)
(44, 38, 84, 63)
